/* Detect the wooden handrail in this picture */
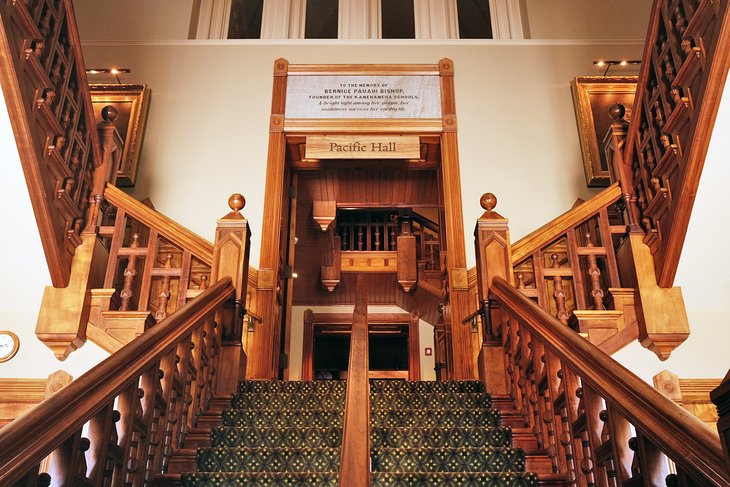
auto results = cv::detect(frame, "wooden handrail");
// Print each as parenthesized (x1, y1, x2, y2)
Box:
(0, 277, 234, 486)
(490, 276, 729, 485)
(104, 184, 214, 266)
(511, 183, 622, 264)
(339, 274, 371, 486)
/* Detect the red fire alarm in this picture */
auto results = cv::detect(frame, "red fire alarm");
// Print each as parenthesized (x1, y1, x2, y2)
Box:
(424, 347, 432, 356)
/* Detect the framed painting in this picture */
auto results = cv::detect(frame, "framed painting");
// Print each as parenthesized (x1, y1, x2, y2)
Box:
(571, 76, 637, 187)
(90, 84, 150, 187)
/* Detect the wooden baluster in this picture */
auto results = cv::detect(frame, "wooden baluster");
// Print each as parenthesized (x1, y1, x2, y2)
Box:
(120, 234, 140, 311)
(342, 226, 349, 250)
(389, 226, 396, 250)
(155, 254, 173, 321)
(585, 233, 605, 310)
(357, 226, 363, 251)
(199, 275, 208, 290)
(517, 273, 526, 289)
(374, 226, 380, 250)
(551, 254, 569, 325)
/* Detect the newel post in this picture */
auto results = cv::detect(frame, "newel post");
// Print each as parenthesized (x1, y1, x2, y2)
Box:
(474, 193, 513, 394)
(211, 194, 251, 395)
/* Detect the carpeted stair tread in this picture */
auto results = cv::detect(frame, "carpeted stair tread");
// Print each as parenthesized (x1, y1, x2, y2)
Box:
(230, 392, 344, 410)
(221, 409, 343, 428)
(196, 447, 340, 473)
(370, 471, 539, 486)
(371, 425, 513, 448)
(371, 446, 526, 473)
(211, 426, 342, 448)
(370, 379, 484, 394)
(238, 380, 346, 394)
(370, 407, 501, 427)
(181, 472, 339, 486)
(370, 391, 492, 409)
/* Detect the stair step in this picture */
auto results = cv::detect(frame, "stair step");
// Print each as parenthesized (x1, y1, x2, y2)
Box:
(512, 427, 539, 450)
(238, 380, 346, 394)
(181, 472, 339, 486)
(370, 391, 492, 410)
(370, 472, 539, 486)
(196, 447, 340, 473)
(525, 450, 555, 475)
(231, 392, 344, 410)
(371, 446, 526, 473)
(371, 425, 513, 448)
(222, 409, 343, 428)
(370, 408, 501, 428)
(182, 427, 212, 449)
(150, 473, 181, 486)
(168, 448, 197, 474)
(211, 426, 342, 448)
(500, 410, 529, 428)
(370, 379, 484, 394)
(197, 412, 223, 430)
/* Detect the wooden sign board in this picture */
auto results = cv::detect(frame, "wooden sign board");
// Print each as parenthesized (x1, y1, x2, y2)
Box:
(305, 136, 420, 159)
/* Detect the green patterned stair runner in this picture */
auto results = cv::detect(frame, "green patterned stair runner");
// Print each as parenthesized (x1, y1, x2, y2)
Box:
(182, 379, 540, 486)
(369, 379, 539, 486)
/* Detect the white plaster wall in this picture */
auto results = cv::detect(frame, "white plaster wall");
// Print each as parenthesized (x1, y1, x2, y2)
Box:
(289, 305, 436, 381)
(73, 0, 195, 41)
(524, 0, 653, 40)
(0, 88, 109, 380)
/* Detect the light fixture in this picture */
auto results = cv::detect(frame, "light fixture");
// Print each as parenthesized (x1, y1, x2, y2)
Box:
(85, 67, 131, 84)
(592, 60, 641, 76)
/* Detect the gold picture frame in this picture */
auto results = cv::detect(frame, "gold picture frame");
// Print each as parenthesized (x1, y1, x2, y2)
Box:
(90, 84, 150, 187)
(571, 76, 637, 187)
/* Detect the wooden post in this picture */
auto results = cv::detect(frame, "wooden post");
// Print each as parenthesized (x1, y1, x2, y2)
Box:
(211, 194, 251, 395)
(711, 370, 730, 474)
(473, 193, 513, 395)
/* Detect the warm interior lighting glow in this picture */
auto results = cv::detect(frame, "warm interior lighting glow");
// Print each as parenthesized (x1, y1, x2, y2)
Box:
(620, 60, 628, 66)
(595, 60, 606, 67)
(110, 68, 119, 74)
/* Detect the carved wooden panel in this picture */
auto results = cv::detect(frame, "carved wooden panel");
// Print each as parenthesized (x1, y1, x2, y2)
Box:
(0, 0, 103, 286)
(626, 0, 730, 287)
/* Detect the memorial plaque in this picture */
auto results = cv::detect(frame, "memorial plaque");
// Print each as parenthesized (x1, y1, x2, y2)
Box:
(285, 75, 441, 119)
(305, 135, 421, 159)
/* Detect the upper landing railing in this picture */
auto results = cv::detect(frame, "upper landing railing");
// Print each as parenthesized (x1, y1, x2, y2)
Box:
(618, 0, 730, 288)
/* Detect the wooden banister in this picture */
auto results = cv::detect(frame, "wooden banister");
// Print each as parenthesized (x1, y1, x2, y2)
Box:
(622, 0, 730, 288)
(511, 183, 622, 264)
(339, 274, 371, 486)
(104, 184, 214, 266)
(490, 276, 729, 485)
(0, 277, 235, 486)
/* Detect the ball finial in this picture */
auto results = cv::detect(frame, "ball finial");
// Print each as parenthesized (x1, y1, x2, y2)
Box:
(608, 103, 626, 122)
(101, 105, 119, 122)
(228, 193, 245, 212)
(480, 193, 497, 211)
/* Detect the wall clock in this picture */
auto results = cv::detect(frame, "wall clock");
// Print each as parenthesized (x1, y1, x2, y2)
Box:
(0, 330, 19, 363)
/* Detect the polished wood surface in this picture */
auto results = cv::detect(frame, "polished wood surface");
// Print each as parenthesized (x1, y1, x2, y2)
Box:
(710, 371, 730, 474)
(0, 278, 235, 486)
(0, 0, 103, 287)
(653, 370, 722, 427)
(0, 371, 72, 428)
(511, 183, 622, 264)
(339, 274, 370, 486)
(490, 276, 729, 486)
(624, 0, 730, 287)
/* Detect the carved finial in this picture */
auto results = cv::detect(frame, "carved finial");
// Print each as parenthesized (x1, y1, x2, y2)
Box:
(608, 103, 625, 122)
(228, 193, 245, 212)
(222, 193, 246, 220)
(101, 105, 119, 123)
(480, 193, 497, 211)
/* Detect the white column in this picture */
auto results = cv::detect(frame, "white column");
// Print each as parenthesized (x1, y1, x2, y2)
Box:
(415, 0, 459, 39)
(261, 0, 306, 38)
(337, 0, 371, 39)
(488, 0, 524, 39)
(193, 0, 232, 39)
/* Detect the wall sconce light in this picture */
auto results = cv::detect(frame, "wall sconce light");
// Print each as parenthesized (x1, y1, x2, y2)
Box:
(593, 60, 641, 76)
(245, 315, 255, 332)
(86, 67, 131, 83)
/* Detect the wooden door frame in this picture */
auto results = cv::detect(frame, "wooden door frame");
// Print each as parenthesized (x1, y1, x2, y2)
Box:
(248, 58, 475, 380)
(302, 311, 420, 381)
